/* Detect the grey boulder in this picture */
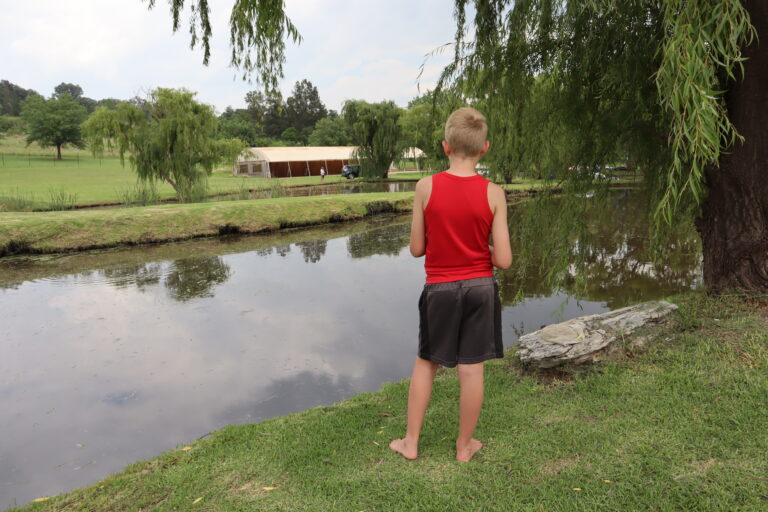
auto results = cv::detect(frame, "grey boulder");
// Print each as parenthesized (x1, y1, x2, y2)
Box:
(517, 301, 678, 369)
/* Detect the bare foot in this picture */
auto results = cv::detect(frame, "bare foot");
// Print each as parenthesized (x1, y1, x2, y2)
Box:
(389, 438, 418, 460)
(455, 438, 483, 462)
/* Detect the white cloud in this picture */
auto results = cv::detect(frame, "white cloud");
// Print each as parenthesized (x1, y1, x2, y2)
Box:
(1, 0, 457, 111)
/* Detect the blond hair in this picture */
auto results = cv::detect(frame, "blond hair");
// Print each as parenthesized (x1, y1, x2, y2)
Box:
(444, 107, 488, 157)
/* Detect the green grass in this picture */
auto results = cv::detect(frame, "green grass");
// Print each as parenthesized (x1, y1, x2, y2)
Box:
(0, 193, 414, 255)
(12, 292, 767, 511)
(0, 135, 345, 208)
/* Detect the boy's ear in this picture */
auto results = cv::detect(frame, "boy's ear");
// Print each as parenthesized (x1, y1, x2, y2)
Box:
(479, 140, 490, 156)
(441, 140, 451, 156)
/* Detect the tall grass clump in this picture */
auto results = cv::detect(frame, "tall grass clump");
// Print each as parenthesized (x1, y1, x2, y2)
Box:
(0, 188, 36, 212)
(177, 178, 209, 203)
(46, 188, 79, 211)
(268, 180, 286, 199)
(116, 182, 160, 207)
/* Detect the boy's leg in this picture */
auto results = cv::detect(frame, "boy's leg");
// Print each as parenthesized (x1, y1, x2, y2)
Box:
(389, 356, 439, 459)
(456, 362, 484, 462)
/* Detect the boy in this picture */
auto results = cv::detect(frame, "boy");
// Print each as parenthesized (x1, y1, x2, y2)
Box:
(389, 107, 512, 462)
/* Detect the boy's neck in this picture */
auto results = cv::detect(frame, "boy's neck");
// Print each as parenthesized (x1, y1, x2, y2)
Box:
(446, 154, 481, 177)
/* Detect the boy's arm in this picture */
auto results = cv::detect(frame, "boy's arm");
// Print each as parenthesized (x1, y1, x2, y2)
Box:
(489, 183, 512, 269)
(409, 177, 430, 257)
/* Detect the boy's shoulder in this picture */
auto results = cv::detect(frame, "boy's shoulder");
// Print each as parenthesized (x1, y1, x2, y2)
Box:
(415, 175, 433, 193)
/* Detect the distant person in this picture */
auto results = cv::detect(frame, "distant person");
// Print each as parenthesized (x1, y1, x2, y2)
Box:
(320, 167, 326, 180)
(389, 107, 512, 463)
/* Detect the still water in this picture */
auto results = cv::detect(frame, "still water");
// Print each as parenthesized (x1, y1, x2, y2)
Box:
(0, 193, 701, 508)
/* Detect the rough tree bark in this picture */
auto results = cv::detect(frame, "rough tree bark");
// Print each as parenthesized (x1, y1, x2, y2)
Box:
(696, 0, 768, 293)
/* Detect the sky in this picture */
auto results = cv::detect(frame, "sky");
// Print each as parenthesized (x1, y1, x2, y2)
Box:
(1, 0, 460, 114)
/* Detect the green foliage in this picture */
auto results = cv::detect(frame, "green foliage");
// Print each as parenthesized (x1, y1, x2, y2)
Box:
(53, 82, 83, 100)
(147, 0, 301, 88)
(443, 0, 756, 292)
(343, 100, 402, 179)
(0, 79, 40, 116)
(0, 116, 25, 137)
(82, 88, 235, 201)
(20, 94, 88, 159)
(308, 117, 352, 146)
(279, 127, 301, 145)
(217, 107, 260, 145)
(214, 137, 250, 170)
(398, 90, 463, 171)
(284, 79, 327, 139)
(653, 0, 754, 223)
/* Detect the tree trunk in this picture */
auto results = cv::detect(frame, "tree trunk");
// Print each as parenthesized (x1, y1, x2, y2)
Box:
(56, 144, 62, 160)
(696, 0, 768, 293)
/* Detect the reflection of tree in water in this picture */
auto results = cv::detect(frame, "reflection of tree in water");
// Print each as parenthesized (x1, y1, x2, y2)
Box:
(498, 192, 702, 309)
(295, 240, 327, 263)
(164, 257, 232, 302)
(255, 247, 274, 257)
(347, 223, 410, 258)
(275, 245, 291, 257)
(99, 263, 163, 291)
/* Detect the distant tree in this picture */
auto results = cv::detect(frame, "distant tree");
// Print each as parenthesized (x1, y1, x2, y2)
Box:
(217, 107, 260, 144)
(280, 127, 301, 145)
(96, 98, 122, 110)
(0, 80, 40, 116)
(20, 94, 88, 159)
(343, 100, 402, 179)
(398, 92, 457, 171)
(0, 116, 11, 139)
(285, 79, 327, 140)
(246, 90, 289, 138)
(53, 82, 84, 100)
(308, 117, 352, 146)
(53, 83, 99, 113)
(83, 88, 245, 201)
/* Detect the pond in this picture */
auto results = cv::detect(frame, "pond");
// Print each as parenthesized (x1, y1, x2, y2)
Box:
(0, 192, 701, 508)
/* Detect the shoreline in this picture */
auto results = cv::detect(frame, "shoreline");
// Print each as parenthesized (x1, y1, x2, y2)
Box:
(0, 193, 413, 257)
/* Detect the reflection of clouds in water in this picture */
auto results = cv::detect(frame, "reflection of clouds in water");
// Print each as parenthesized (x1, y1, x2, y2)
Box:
(0, 237, 425, 507)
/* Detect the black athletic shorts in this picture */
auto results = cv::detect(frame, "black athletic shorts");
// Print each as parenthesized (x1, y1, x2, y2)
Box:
(418, 276, 504, 367)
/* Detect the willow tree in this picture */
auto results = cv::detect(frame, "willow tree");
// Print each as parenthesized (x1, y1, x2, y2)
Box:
(146, 0, 766, 293)
(343, 100, 402, 179)
(435, 0, 764, 294)
(83, 88, 243, 201)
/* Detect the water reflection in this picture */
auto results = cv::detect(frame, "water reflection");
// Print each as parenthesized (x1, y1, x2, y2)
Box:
(164, 257, 231, 302)
(295, 240, 327, 264)
(0, 194, 701, 508)
(500, 190, 701, 308)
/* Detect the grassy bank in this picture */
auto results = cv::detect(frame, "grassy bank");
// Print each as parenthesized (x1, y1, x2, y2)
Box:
(0, 152, 345, 209)
(13, 292, 767, 511)
(0, 193, 413, 256)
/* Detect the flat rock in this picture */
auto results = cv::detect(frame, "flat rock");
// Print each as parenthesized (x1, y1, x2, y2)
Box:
(517, 301, 678, 369)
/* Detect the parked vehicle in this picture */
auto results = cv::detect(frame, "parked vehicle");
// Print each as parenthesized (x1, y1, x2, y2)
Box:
(342, 164, 360, 179)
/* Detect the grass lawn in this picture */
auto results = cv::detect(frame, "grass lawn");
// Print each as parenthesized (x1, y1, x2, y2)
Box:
(0, 192, 414, 255)
(12, 292, 767, 511)
(0, 136, 345, 208)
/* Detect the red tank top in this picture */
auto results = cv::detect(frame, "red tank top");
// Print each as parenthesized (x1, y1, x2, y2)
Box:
(424, 171, 494, 283)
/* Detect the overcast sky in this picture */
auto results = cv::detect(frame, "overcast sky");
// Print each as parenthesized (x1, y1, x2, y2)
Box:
(2, 0, 460, 114)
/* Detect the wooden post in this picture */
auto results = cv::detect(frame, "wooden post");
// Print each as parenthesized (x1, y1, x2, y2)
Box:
(287, 160, 292, 178)
(306, 160, 310, 176)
